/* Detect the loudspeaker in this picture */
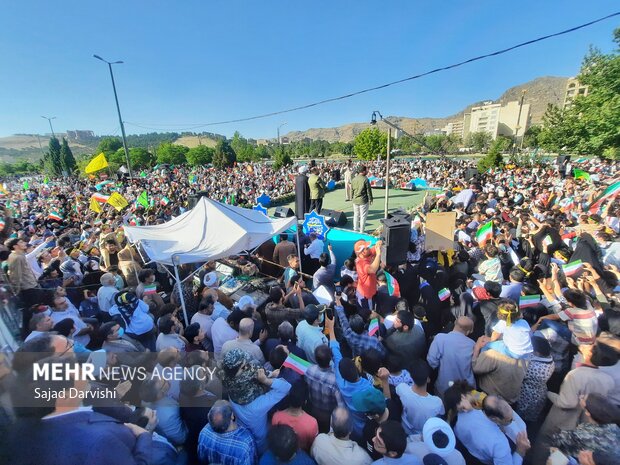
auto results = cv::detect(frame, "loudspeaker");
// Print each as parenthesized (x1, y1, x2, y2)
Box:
(188, 191, 210, 209)
(465, 168, 478, 182)
(274, 206, 295, 218)
(322, 209, 348, 227)
(387, 208, 411, 222)
(380, 216, 410, 266)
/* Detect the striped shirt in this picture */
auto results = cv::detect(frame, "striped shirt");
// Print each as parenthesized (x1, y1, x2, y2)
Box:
(198, 424, 257, 465)
(558, 307, 598, 345)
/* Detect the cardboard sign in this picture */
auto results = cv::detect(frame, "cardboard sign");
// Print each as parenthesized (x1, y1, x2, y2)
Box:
(425, 212, 457, 251)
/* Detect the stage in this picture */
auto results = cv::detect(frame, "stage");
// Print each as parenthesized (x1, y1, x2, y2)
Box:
(281, 185, 428, 232)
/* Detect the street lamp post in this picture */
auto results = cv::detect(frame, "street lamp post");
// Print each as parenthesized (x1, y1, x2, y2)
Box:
(41, 116, 56, 138)
(370, 111, 393, 219)
(277, 122, 288, 145)
(93, 54, 133, 178)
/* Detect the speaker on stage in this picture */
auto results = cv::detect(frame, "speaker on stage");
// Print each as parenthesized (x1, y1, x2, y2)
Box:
(465, 168, 478, 182)
(188, 191, 210, 209)
(387, 208, 411, 223)
(380, 216, 410, 266)
(274, 206, 295, 218)
(322, 209, 348, 227)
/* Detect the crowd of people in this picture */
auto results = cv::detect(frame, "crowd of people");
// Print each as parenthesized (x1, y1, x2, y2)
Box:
(0, 154, 619, 465)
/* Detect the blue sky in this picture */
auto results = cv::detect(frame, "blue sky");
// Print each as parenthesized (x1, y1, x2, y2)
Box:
(1, 1, 618, 140)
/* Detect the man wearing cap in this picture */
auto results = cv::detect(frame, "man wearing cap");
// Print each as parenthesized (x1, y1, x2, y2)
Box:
(405, 418, 465, 465)
(351, 165, 373, 233)
(354, 239, 383, 310)
(295, 304, 328, 363)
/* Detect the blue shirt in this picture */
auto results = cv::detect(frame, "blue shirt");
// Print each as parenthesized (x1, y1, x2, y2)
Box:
(330, 340, 373, 436)
(198, 424, 257, 465)
(231, 378, 292, 454)
(260, 449, 316, 465)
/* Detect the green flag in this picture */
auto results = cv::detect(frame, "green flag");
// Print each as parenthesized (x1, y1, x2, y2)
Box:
(43, 176, 50, 185)
(137, 191, 149, 208)
(139, 171, 148, 178)
(573, 169, 590, 181)
(23, 180, 29, 190)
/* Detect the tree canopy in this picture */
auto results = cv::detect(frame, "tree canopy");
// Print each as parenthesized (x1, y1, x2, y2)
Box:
(212, 140, 237, 169)
(354, 127, 388, 160)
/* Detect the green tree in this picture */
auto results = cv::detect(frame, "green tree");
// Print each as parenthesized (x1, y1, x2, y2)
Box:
(230, 131, 257, 162)
(212, 139, 237, 169)
(466, 131, 492, 152)
(273, 146, 293, 170)
(477, 137, 507, 172)
(59, 138, 77, 174)
(186, 145, 215, 166)
(522, 125, 542, 149)
(128, 147, 153, 168)
(354, 127, 388, 160)
(156, 143, 189, 164)
(96, 137, 123, 155)
(43, 137, 63, 176)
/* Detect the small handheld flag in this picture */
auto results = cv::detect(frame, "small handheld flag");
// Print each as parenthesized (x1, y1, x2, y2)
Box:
(0, 218, 5, 232)
(48, 211, 63, 222)
(137, 191, 149, 209)
(475, 221, 493, 245)
(89, 198, 102, 213)
(519, 295, 541, 309)
(368, 318, 379, 337)
(384, 271, 401, 297)
(562, 260, 583, 277)
(438, 288, 451, 302)
(282, 353, 312, 375)
(143, 284, 157, 295)
(23, 180, 29, 191)
(107, 192, 129, 211)
(92, 193, 110, 203)
(160, 196, 170, 206)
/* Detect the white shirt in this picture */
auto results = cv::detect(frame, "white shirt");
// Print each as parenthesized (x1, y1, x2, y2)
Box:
(211, 317, 238, 359)
(97, 285, 118, 313)
(156, 332, 186, 352)
(396, 384, 444, 435)
(50, 306, 90, 346)
(304, 239, 324, 260)
(310, 433, 372, 465)
(454, 409, 522, 465)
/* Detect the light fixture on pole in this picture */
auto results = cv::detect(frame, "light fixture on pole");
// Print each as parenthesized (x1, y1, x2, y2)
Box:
(370, 111, 392, 218)
(93, 54, 133, 178)
(277, 122, 288, 144)
(41, 116, 57, 138)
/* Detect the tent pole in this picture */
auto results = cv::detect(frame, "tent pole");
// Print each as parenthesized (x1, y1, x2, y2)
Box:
(172, 256, 190, 326)
(295, 223, 303, 275)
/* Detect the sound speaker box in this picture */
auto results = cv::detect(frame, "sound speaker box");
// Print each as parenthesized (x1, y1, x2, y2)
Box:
(380, 216, 410, 266)
(188, 191, 210, 209)
(274, 206, 295, 218)
(322, 209, 348, 227)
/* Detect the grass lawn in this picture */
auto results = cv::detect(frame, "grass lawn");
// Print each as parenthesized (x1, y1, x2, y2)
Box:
(282, 186, 430, 233)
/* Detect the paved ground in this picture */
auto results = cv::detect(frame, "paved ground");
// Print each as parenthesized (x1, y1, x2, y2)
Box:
(283, 186, 430, 233)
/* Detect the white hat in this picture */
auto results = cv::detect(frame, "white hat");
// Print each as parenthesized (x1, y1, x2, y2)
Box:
(237, 295, 256, 311)
(203, 271, 219, 288)
(298, 165, 309, 174)
(423, 417, 456, 457)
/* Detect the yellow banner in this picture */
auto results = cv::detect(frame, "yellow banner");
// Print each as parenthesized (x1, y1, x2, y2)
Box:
(107, 192, 129, 211)
(85, 153, 109, 174)
(89, 197, 102, 213)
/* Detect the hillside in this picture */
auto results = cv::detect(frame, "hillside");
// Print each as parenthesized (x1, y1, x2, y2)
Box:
(283, 76, 568, 142)
(0, 76, 570, 160)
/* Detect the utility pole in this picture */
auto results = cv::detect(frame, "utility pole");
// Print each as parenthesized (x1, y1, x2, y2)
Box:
(513, 90, 526, 154)
(93, 55, 133, 178)
(384, 128, 391, 219)
(41, 116, 56, 138)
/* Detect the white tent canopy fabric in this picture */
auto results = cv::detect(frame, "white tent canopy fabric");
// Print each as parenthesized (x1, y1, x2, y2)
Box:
(123, 197, 296, 266)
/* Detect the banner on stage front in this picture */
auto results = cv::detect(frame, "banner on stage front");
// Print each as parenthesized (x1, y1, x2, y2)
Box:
(425, 212, 457, 251)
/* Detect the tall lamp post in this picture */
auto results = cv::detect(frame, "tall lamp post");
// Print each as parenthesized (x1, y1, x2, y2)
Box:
(277, 122, 288, 144)
(93, 54, 133, 178)
(41, 116, 56, 138)
(370, 111, 392, 218)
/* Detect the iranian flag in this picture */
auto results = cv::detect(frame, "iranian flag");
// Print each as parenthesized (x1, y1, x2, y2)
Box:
(160, 196, 171, 206)
(438, 288, 451, 302)
(92, 193, 110, 203)
(368, 318, 379, 336)
(562, 260, 583, 277)
(48, 211, 63, 222)
(588, 180, 620, 214)
(282, 353, 312, 375)
(519, 295, 540, 309)
(475, 221, 493, 245)
(0, 218, 5, 232)
(143, 284, 157, 295)
(384, 271, 400, 297)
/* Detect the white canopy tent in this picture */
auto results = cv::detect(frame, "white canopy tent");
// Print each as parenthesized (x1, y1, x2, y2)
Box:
(123, 197, 297, 323)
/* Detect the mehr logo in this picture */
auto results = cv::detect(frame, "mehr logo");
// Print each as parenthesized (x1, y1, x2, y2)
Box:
(33, 362, 96, 381)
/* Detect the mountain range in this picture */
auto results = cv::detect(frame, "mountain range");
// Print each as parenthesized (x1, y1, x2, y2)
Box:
(0, 76, 569, 161)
